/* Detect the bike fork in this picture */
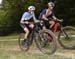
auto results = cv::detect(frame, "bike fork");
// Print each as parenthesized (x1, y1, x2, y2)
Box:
(61, 29, 69, 39)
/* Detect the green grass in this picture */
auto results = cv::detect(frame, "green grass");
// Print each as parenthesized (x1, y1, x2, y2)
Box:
(0, 51, 69, 59)
(0, 33, 75, 59)
(0, 40, 74, 59)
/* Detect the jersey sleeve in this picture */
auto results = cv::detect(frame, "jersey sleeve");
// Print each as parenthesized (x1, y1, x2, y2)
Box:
(41, 9, 46, 15)
(39, 9, 46, 19)
(21, 12, 28, 20)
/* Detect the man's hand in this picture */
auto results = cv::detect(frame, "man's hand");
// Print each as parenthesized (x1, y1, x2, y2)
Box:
(24, 21, 29, 24)
(34, 20, 39, 23)
(57, 19, 63, 22)
(20, 20, 29, 24)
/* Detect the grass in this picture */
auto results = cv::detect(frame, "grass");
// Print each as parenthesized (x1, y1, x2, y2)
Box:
(0, 40, 75, 59)
(0, 33, 19, 39)
(0, 51, 68, 59)
(0, 33, 75, 59)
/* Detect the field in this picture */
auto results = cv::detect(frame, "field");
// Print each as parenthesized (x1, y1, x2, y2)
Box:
(0, 34, 75, 59)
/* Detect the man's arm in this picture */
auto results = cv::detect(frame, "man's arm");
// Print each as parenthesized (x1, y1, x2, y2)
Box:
(52, 16, 57, 20)
(41, 9, 48, 21)
(20, 12, 29, 24)
(33, 13, 39, 23)
(20, 20, 29, 24)
(52, 16, 63, 22)
(42, 15, 48, 21)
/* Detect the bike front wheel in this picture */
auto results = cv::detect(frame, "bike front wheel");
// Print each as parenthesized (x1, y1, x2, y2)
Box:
(18, 33, 30, 51)
(58, 26, 75, 49)
(35, 29, 57, 55)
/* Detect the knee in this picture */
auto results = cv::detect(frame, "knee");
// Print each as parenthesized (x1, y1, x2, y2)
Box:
(29, 24, 34, 29)
(49, 21, 55, 25)
(24, 28, 29, 34)
(52, 21, 55, 25)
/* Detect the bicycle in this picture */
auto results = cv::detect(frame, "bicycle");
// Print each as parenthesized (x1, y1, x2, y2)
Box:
(51, 19, 75, 49)
(18, 21, 57, 55)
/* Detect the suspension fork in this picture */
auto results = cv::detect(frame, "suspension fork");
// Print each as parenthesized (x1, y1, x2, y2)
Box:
(60, 27, 69, 38)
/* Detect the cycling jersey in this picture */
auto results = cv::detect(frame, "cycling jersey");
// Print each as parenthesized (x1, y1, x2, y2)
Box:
(20, 12, 36, 29)
(39, 9, 55, 20)
(21, 12, 36, 21)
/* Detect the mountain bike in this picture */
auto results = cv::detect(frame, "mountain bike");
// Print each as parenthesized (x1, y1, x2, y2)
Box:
(18, 21, 57, 55)
(52, 19, 75, 49)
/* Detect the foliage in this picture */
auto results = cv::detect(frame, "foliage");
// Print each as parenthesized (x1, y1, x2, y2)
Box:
(0, 0, 75, 35)
(55, 0, 75, 26)
(0, 0, 50, 35)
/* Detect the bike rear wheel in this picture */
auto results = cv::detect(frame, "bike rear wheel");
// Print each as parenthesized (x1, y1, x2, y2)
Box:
(58, 26, 75, 49)
(35, 29, 57, 55)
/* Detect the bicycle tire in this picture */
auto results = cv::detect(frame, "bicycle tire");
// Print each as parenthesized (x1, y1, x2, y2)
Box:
(35, 29, 57, 55)
(18, 33, 29, 51)
(58, 26, 75, 49)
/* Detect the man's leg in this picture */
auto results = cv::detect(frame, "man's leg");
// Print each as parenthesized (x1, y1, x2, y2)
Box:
(20, 24, 29, 40)
(28, 23, 34, 29)
(24, 28, 29, 40)
(42, 21, 46, 30)
(49, 20, 55, 29)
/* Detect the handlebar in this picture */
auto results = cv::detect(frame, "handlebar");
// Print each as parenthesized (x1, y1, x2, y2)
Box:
(48, 18, 63, 23)
(57, 19, 63, 22)
(34, 20, 44, 26)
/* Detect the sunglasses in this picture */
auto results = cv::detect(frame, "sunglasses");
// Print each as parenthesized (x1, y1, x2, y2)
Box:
(49, 5, 54, 7)
(48, 4, 54, 7)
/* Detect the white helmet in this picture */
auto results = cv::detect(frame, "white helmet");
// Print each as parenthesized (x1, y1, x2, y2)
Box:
(28, 6, 35, 11)
(48, 2, 55, 7)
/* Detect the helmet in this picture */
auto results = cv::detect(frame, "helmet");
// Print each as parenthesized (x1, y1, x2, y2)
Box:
(48, 2, 55, 7)
(28, 6, 35, 11)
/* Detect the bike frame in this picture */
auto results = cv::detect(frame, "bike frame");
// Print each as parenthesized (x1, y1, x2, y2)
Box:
(28, 22, 42, 43)
(53, 21, 69, 38)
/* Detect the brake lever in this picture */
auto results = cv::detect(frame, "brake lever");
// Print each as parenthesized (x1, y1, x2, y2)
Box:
(57, 19, 63, 22)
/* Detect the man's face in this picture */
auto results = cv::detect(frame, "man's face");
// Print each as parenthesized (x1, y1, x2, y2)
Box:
(48, 4, 54, 10)
(29, 10, 34, 14)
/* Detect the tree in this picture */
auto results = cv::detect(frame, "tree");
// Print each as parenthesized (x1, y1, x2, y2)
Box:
(0, 0, 50, 35)
(54, 0, 75, 26)
(0, 0, 75, 35)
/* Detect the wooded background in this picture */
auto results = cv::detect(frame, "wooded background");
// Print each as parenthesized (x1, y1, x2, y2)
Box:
(0, 0, 75, 35)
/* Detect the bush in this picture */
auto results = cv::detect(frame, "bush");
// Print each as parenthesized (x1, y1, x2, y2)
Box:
(0, 0, 75, 35)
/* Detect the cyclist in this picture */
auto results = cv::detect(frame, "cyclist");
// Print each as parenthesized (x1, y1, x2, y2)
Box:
(20, 6, 38, 43)
(39, 2, 60, 32)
